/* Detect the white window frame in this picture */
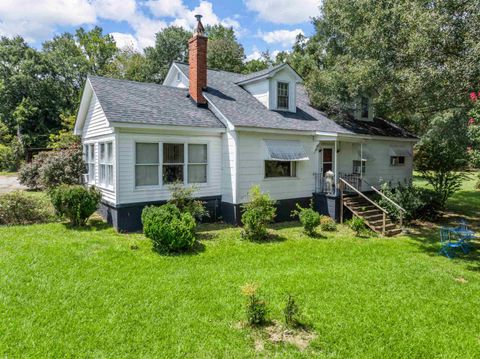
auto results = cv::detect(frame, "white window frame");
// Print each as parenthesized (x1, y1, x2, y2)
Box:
(99, 142, 113, 189)
(277, 81, 289, 110)
(353, 160, 366, 175)
(162, 143, 185, 185)
(133, 141, 210, 190)
(187, 143, 208, 184)
(135, 142, 160, 188)
(264, 160, 297, 179)
(83, 143, 95, 184)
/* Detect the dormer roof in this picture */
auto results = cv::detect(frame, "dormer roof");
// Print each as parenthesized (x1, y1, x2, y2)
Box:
(234, 62, 303, 85)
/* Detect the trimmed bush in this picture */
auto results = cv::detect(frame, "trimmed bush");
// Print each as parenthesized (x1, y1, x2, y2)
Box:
(50, 185, 101, 226)
(291, 202, 320, 235)
(0, 191, 55, 225)
(241, 283, 268, 327)
(241, 186, 276, 241)
(320, 215, 337, 231)
(141, 204, 196, 253)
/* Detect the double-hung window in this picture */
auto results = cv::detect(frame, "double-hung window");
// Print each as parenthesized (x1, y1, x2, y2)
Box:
(188, 144, 207, 183)
(84, 144, 95, 183)
(163, 143, 184, 184)
(99, 142, 113, 187)
(353, 160, 366, 175)
(277, 82, 289, 109)
(135, 143, 159, 187)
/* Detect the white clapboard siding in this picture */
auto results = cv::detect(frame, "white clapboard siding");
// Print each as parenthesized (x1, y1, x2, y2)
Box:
(82, 93, 114, 139)
(221, 130, 238, 204)
(236, 132, 316, 203)
(117, 132, 222, 205)
(336, 140, 414, 186)
(243, 80, 269, 108)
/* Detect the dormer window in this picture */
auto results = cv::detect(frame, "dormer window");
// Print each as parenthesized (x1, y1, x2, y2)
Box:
(277, 82, 289, 109)
(361, 96, 369, 118)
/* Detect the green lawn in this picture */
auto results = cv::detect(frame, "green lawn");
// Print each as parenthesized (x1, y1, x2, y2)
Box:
(0, 171, 17, 177)
(1, 217, 480, 357)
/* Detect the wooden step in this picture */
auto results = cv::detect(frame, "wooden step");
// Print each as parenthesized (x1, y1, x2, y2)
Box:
(385, 228, 403, 236)
(374, 223, 398, 232)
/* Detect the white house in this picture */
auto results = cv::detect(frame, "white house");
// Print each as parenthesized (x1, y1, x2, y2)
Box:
(74, 15, 417, 233)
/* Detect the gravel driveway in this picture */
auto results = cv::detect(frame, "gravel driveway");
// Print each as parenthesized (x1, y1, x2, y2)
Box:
(0, 175, 26, 194)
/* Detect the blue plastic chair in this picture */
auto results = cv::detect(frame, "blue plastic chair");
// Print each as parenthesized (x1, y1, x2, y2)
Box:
(451, 219, 475, 252)
(439, 228, 464, 258)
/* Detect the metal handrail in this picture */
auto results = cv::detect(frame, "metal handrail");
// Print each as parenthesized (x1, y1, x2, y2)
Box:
(339, 178, 388, 214)
(370, 186, 406, 213)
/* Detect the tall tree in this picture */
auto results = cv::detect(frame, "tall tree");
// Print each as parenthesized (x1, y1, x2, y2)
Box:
(110, 46, 149, 82)
(296, 0, 480, 134)
(75, 27, 118, 76)
(144, 26, 191, 83)
(205, 24, 245, 73)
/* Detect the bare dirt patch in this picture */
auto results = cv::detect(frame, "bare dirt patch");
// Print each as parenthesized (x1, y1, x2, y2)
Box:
(265, 321, 316, 351)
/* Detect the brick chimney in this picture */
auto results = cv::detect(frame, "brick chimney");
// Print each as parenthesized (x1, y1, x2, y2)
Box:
(189, 15, 208, 106)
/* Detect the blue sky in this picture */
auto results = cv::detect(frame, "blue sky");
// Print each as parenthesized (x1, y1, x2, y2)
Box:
(0, 0, 321, 60)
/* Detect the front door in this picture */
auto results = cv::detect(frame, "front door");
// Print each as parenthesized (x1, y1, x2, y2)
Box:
(320, 147, 334, 176)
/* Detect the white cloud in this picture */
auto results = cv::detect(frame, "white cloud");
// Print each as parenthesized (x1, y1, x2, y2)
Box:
(246, 46, 262, 61)
(93, 0, 136, 22)
(259, 29, 304, 48)
(245, 0, 320, 24)
(147, 0, 185, 17)
(0, 0, 96, 41)
(148, 0, 241, 36)
(0, 0, 242, 50)
(110, 32, 139, 50)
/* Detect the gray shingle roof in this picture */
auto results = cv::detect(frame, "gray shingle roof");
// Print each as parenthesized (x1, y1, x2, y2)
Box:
(87, 75, 225, 128)
(174, 62, 417, 139)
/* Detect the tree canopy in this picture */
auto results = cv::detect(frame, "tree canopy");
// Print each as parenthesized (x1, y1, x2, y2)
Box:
(287, 0, 480, 134)
(205, 24, 245, 73)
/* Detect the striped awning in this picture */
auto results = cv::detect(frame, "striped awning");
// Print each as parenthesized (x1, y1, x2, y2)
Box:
(264, 140, 309, 161)
(389, 146, 412, 157)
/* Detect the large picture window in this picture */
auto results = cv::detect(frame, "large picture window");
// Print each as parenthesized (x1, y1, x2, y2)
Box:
(99, 142, 113, 187)
(84, 144, 95, 183)
(277, 82, 289, 109)
(188, 144, 207, 183)
(135, 143, 159, 187)
(163, 143, 184, 184)
(265, 161, 296, 178)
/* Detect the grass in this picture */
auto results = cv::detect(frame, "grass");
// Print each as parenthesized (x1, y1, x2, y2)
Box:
(1, 219, 480, 357)
(0, 176, 479, 357)
(0, 171, 17, 177)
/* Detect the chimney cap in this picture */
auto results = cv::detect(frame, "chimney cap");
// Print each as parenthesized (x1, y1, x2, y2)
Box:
(194, 14, 205, 36)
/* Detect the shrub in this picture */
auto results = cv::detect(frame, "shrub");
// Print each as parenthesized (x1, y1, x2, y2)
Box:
(284, 294, 301, 328)
(241, 283, 268, 327)
(347, 216, 367, 236)
(378, 182, 442, 221)
(241, 186, 276, 241)
(320, 215, 337, 231)
(0, 144, 16, 172)
(50, 185, 101, 226)
(39, 143, 84, 189)
(0, 191, 55, 225)
(141, 204, 196, 253)
(291, 202, 320, 235)
(168, 182, 208, 221)
(18, 143, 84, 190)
